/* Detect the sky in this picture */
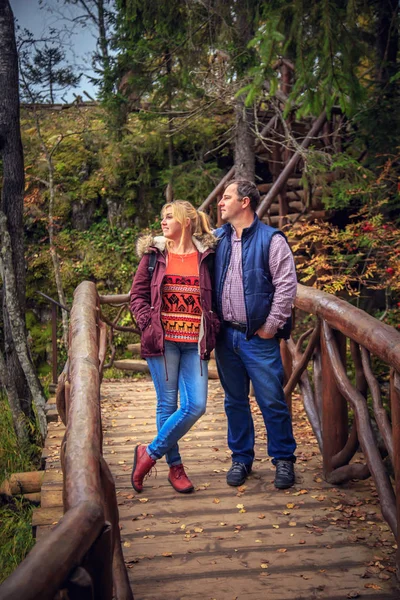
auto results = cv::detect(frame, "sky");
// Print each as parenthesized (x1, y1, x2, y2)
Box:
(10, 0, 98, 102)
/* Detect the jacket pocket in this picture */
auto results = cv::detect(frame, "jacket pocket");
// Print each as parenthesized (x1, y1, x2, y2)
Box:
(205, 310, 220, 352)
(137, 310, 151, 332)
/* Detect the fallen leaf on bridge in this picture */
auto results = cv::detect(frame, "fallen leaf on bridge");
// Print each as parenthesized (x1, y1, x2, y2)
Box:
(364, 583, 382, 590)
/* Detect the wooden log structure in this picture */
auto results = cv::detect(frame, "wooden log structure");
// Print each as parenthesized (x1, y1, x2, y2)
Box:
(0, 282, 133, 600)
(283, 283, 400, 578)
(0, 471, 44, 496)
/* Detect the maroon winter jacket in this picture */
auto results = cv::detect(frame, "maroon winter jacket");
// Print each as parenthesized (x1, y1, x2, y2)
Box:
(129, 233, 220, 360)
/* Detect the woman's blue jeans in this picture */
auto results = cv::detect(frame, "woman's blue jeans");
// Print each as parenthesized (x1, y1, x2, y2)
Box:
(215, 327, 296, 467)
(146, 341, 208, 466)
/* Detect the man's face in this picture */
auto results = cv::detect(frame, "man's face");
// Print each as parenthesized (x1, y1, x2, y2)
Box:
(218, 183, 246, 222)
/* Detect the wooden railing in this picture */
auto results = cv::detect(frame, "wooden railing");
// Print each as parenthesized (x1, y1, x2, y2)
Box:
(0, 282, 133, 600)
(284, 284, 400, 580)
(1, 280, 399, 597)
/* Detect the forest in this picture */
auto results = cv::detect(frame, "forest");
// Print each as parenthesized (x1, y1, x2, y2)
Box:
(0, 0, 399, 583)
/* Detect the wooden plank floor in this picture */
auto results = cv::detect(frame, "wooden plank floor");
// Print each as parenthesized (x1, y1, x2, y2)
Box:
(34, 378, 400, 599)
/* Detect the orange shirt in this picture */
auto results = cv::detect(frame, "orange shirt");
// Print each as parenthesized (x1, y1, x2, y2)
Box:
(161, 252, 201, 343)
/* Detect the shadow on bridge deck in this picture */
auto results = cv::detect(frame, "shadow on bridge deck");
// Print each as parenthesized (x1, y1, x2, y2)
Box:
(35, 378, 399, 600)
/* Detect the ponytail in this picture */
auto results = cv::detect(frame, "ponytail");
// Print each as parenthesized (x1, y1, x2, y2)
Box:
(193, 210, 212, 237)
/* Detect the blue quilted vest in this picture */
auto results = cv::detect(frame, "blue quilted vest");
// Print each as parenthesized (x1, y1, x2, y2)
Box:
(214, 215, 292, 340)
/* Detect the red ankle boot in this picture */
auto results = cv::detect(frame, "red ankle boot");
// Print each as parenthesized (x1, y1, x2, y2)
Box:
(131, 444, 156, 492)
(168, 464, 194, 493)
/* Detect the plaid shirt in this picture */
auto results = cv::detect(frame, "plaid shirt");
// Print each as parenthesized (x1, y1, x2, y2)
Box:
(221, 228, 297, 336)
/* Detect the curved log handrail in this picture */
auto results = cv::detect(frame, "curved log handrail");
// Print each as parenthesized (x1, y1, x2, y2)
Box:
(295, 284, 400, 375)
(99, 293, 130, 304)
(0, 282, 133, 600)
(0, 503, 104, 600)
(65, 283, 102, 511)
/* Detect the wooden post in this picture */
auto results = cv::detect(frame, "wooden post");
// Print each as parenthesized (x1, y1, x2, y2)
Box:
(281, 339, 293, 414)
(390, 370, 400, 581)
(66, 567, 94, 600)
(278, 191, 289, 229)
(320, 328, 348, 477)
(83, 524, 113, 600)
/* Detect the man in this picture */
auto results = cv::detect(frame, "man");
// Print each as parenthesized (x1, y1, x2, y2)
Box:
(214, 179, 297, 489)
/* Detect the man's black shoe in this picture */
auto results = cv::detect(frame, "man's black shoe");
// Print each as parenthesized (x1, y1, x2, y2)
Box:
(274, 459, 295, 489)
(226, 462, 251, 487)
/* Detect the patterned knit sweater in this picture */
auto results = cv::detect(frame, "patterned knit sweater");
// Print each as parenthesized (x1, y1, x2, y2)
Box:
(161, 252, 201, 343)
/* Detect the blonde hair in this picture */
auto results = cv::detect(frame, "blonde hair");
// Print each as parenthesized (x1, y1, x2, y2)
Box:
(161, 200, 211, 251)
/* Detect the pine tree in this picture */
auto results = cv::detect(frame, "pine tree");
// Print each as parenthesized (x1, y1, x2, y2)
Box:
(20, 44, 81, 104)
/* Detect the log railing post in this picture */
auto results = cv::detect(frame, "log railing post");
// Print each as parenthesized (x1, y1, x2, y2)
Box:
(320, 327, 348, 477)
(281, 339, 293, 413)
(391, 370, 400, 580)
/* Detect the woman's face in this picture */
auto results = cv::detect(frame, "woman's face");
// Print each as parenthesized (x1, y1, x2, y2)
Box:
(161, 209, 183, 241)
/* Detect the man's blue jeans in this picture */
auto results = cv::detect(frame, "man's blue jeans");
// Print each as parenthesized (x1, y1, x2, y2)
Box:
(146, 341, 208, 466)
(215, 327, 296, 467)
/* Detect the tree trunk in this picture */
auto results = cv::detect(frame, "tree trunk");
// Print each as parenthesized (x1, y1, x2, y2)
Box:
(28, 105, 69, 350)
(0, 349, 29, 446)
(233, 3, 256, 181)
(234, 96, 255, 180)
(0, 212, 47, 438)
(48, 156, 69, 349)
(97, 0, 110, 69)
(0, 0, 32, 418)
(165, 48, 174, 178)
(375, 0, 399, 87)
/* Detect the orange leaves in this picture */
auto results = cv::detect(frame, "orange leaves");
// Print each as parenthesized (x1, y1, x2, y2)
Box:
(364, 583, 382, 590)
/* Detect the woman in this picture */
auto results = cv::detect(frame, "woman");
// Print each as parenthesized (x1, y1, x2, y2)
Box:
(129, 200, 219, 494)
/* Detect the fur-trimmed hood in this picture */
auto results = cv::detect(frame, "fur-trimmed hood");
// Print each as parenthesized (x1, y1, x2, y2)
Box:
(136, 232, 218, 259)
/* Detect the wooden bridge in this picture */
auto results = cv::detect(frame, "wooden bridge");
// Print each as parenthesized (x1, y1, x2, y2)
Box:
(1, 280, 400, 600)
